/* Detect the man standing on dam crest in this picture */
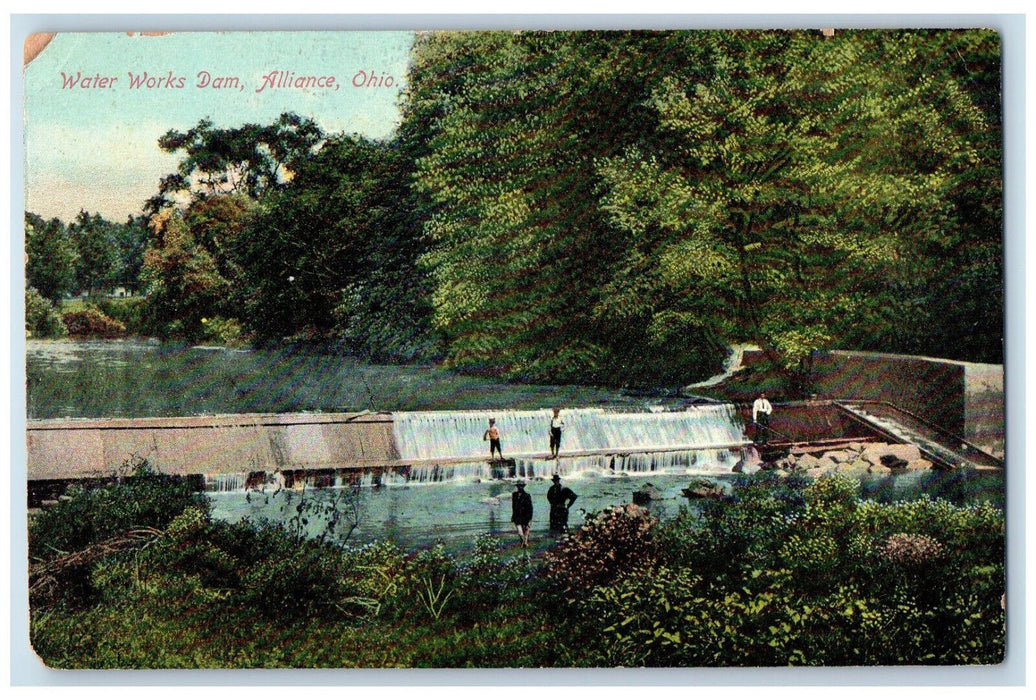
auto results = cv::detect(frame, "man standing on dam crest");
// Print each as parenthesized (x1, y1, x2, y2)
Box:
(549, 408, 565, 459)
(753, 392, 773, 445)
(484, 418, 503, 459)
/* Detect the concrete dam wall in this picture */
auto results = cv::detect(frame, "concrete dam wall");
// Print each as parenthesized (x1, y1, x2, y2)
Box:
(26, 412, 399, 481)
(810, 350, 1004, 459)
(26, 406, 754, 489)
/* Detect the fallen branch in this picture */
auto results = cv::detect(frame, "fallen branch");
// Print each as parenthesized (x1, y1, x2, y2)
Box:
(29, 527, 165, 602)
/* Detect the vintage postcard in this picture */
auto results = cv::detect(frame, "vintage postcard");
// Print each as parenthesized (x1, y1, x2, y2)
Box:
(19, 25, 1010, 675)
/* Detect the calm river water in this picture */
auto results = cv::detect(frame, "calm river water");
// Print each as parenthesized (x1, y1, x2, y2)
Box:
(26, 339, 695, 419)
(207, 472, 717, 555)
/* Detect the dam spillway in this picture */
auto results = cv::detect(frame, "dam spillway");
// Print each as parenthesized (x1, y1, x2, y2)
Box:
(26, 405, 755, 495)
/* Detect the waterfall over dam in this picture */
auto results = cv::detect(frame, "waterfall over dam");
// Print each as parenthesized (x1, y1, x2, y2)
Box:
(391, 406, 754, 483)
(394, 406, 746, 460)
(26, 405, 756, 495)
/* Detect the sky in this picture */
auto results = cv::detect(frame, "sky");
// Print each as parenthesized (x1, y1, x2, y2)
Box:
(23, 31, 415, 221)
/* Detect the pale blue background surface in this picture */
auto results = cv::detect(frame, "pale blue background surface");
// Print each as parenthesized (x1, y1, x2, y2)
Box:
(8, 12, 1026, 689)
(24, 30, 413, 220)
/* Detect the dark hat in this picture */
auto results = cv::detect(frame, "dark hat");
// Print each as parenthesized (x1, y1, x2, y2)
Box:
(551, 474, 561, 482)
(515, 480, 525, 488)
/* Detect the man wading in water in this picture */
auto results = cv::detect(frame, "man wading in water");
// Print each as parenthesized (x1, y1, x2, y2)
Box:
(483, 418, 503, 459)
(511, 481, 533, 547)
(547, 474, 577, 534)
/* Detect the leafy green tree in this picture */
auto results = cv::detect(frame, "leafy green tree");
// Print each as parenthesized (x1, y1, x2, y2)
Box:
(404, 31, 721, 385)
(183, 194, 254, 286)
(402, 30, 1000, 388)
(141, 210, 227, 341)
(149, 112, 324, 211)
(25, 287, 68, 338)
(68, 211, 119, 297)
(25, 212, 76, 304)
(237, 134, 434, 359)
(112, 215, 151, 295)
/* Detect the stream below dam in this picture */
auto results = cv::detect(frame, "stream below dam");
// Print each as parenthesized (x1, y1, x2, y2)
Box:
(205, 467, 1002, 555)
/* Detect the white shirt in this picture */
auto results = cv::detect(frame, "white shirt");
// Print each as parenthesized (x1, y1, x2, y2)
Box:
(752, 398, 772, 422)
(551, 416, 564, 429)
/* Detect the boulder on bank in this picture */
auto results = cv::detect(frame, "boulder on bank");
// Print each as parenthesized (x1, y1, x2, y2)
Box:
(869, 462, 893, 476)
(774, 441, 934, 477)
(682, 479, 725, 500)
(864, 443, 921, 465)
(795, 453, 823, 471)
(879, 454, 910, 471)
(633, 482, 664, 505)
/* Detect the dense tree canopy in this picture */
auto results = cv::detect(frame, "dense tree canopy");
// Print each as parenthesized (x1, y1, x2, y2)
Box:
(400, 29, 1002, 386)
(237, 133, 435, 360)
(30, 30, 1002, 391)
(140, 209, 228, 341)
(68, 211, 118, 297)
(148, 112, 325, 212)
(26, 211, 150, 301)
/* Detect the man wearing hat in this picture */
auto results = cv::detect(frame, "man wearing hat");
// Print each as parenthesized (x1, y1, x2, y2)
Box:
(511, 481, 533, 547)
(547, 474, 578, 534)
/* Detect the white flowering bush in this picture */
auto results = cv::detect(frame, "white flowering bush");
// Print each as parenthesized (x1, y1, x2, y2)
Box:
(878, 532, 945, 567)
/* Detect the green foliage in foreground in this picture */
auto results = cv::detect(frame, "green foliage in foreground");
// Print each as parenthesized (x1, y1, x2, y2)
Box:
(560, 474, 1005, 666)
(29, 458, 205, 560)
(29, 471, 1004, 668)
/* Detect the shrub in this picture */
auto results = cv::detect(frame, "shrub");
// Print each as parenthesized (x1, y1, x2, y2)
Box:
(451, 534, 540, 624)
(576, 565, 853, 666)
(237, 539, 348, 620)
(397, 543, 460, 622)
(200, 316, 244, 346)
(878, 533, 946, 567)
(25, 287, 67, 338)
(136, 507, 241, 592)
(94, 297, 148, 336)
(619, 473, 1006, 666)
(29, 457, 208, 559)
(541, 504, 658, 598)
(61, 306, 127, 339)
(853, 499, 1004, 569)
(657, 472, 809, 575)
(337, 540, 407, 618)
(805, 473, 860, 507)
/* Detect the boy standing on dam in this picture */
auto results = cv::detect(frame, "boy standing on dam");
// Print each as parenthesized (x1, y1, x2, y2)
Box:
(483, 418, 503, 459)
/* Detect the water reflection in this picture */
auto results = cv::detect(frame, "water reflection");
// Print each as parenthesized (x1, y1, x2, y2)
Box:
(208, 467, 1004, 555)
(209, 472, 700, 554)
(27, 339, 696, 420)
